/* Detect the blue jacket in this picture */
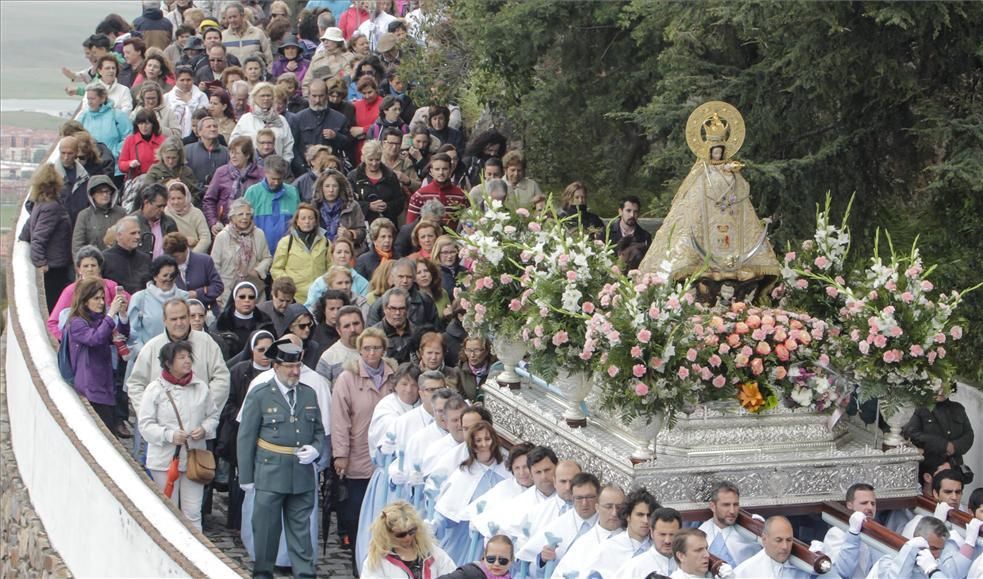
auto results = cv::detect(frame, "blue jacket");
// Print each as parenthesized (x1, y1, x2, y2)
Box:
(243, 179, 301, 254)
(78, 103, 132, 168)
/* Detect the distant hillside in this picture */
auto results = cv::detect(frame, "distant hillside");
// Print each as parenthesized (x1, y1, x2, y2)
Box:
(0, 111, 66, 131)
(0, 1, 138, 100)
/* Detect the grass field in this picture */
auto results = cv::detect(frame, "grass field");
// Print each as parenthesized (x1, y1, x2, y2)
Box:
(0, 1, 138, 100)
(0, 111, 67, 131)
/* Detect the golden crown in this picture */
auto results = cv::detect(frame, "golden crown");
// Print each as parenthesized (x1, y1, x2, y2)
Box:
(704, 113, 728, 143)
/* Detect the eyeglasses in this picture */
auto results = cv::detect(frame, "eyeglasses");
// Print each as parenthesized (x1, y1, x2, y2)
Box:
(464, 348, 485, 355)
(393, 527, 417, 539)
(484, 555, 510, 566)
(237, 294, 256, 300)
(296, 322, 313, 330)
(385, 305, 407, 312)
(159, 272, 177, 281)
(362, 345, 384, 352)
(422, 386, 443, 393)
(573, 494, 598, 503)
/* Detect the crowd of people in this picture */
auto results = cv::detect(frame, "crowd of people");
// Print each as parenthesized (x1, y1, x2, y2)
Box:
(19, 1, 981, 579)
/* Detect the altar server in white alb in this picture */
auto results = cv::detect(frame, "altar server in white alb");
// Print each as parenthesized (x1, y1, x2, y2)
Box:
(513, 459, 581, 554)
(397, 387, 453, 493)
(517, 472, 599, 572)
(617, 507, 690, 578)
(698, 481, 762, 567)
(733, 516, 815, 579)
(386, 371, 445, 487)
(496, 446, 558, 546)
(467, 442, 536, 541)
(420, 394, 469, 482)
(670, 528, 716, 579)
(822, 483, 878, 579)
(583, 487, 659, 577)
(552, 484, 627, 578)
(432, 420, 510, 564)
(426, 406, 494, 494)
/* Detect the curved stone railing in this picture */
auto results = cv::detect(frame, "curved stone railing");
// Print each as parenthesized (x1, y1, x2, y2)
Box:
(5, 146, 244, 575)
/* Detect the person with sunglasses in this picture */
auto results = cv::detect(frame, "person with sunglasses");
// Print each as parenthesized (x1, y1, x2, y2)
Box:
(127, 255, 189, 363)
(280, 303, 322, 369)
(437, 534, 515, 579)
(212, 280, 275, 355)
(363, 500, 456, 579)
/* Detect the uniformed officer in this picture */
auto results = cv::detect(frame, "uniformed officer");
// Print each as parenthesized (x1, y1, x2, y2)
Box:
(238, 339, 325, 579)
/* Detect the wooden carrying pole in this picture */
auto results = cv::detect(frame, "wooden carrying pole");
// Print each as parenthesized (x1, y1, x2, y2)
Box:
(916, 495, 973, 527)
(737, 510, 832, 574)
(821, 501, 906, 551)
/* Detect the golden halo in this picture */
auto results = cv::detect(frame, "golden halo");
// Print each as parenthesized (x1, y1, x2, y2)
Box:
(685, 101, 745, 160)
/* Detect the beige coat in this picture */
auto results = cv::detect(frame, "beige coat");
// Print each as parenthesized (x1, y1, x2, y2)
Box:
(210, 223, 273, 306)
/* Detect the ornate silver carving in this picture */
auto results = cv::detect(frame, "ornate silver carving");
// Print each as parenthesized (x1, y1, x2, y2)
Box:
(483, 376, 922, 509)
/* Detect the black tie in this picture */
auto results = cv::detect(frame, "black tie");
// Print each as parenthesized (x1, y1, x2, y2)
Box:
(287, 389, 295, 406)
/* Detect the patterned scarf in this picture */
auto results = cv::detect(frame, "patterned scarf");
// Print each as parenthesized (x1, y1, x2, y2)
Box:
(252, 105, 283, 129)
(228, 222, 256, 279)
(319, 199, 343, 240)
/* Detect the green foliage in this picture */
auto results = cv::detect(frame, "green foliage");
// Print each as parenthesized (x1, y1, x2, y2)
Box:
(401, 0, 983, 381)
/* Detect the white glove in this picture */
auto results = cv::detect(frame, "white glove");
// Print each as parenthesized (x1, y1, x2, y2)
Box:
(407, 469, 424, 486)
(965, 518, 982, 547)
(849, 511, 866, 534)
(390, 469, 409, 485)
(908, 536, 930, 551)
(751, 513, 766, 523)
(380, 433, 398, 455)
(934, 501, 953, 521)
(716, 562, 735, 579)
(240, 482, 255, 492)
(809, 540, 824, 553)
(915, 548, 938, 574)
(296, 444, 320, 465)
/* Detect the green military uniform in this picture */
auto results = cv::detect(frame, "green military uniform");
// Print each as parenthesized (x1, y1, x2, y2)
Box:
(238, 374, 324, 578)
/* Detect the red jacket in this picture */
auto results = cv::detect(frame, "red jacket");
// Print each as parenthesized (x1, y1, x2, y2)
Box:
(118, 132, 166, 176)
(407, 180, 469, 228)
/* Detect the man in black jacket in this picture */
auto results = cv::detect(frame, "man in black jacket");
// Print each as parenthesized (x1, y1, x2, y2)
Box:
(131, 184, 178, 258)
(606, 195, 653, 251)
(101, 216, 152, 294)
(289, 79, 352, 176)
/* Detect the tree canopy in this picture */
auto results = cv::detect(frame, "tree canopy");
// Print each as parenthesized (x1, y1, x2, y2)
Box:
(403, 0, 983, 381)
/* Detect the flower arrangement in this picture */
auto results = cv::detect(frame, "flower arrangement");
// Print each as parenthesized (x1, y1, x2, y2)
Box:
(517, 209, 617, 382)
(811, 233, 980, 415)
(670, 302, 850, 414)
(774, 193, 853, 321)
(586, 261, 702, 426)
(456, 200, 539, 339)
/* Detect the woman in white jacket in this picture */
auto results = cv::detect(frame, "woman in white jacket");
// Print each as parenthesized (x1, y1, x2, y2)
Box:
(138, 340, 220, 530)
(230, 82, 295, 163)
(362, 500, 456, 579)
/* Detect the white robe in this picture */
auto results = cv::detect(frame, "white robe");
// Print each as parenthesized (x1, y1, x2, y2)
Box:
(822, 526, 872, 579)
(584, 531, 653, 578)
(239, 366, 331, 431)
(367, 393, 416, 458)
(515, 494, 577, 558)
(402, 421, 447, 483)
(517, 507, 598, 563)
(435, 460, 511, 523)
(969, 552, 982, 579)
(499, 486, 555, 545)
(670, 570, 712, 579)
(733, 548, 814, 579)
(552, 524, 623, 579)
(386, 406, 434, 482)
(616, 547, 678, 579)
(901, 513, 965, 543)
(421, 434, 462, 479)
(698, 518, 762, 567)
(468, 477, 529, 539)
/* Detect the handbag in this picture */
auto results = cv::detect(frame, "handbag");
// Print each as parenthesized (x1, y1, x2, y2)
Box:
(164, 389, 216, 484)
(57, 330, 75, 385)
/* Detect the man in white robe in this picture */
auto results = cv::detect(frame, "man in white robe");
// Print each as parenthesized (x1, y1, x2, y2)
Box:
(902, 470, 966, 543)
(617, 507, 684, 578)
(388, 374, 448, 484)
(867, 517, 954, 579)
(468, 443, 536, 540)
(583, 487, 659, 577)
(426, 406, 493, 494)
(553, 484, 626, 578)
(498, 447, 559, 546)
(518, 471, 597, 573)
(514, 460, 581, 554)
(734, 516, 814, 579)
(420, 395, 468, 487)
(822, 483, 877, 579)
(399, 389, 453, 488)
(670, 528, 717, 579)
(698, 481, 762, 567)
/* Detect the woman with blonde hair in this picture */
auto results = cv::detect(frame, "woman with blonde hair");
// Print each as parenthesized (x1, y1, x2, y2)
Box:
(366, 259, 395, 305)
(305, 262, 370, 315)
(408, 219, 440, 261)
(20, 163, 72, 311)
(270, 202, 331, 303)
(362, 500, 455, 578)
(145, 136, 200, 200)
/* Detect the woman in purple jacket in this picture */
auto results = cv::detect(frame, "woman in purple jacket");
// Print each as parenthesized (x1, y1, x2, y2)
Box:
(66, 277, 130, 430)
(202, 136, 265, 236)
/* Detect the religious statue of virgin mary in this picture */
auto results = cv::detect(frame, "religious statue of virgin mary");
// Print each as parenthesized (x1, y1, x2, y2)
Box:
(639, 101, 781, 304)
